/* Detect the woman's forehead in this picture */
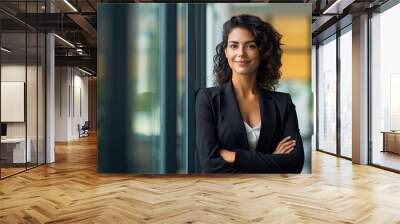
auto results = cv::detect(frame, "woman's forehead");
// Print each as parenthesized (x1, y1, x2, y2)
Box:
(227, 27, 255, 42)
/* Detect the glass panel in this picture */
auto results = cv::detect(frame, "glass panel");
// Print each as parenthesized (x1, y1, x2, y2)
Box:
(371, 4, 400, 171)
(26, 0, 40, 170)
(38, 32, 45, 165)
(339, 28, 352, 158)
(177, 3, 186, 173)
(127, 4, 161, 172)
(1, 1, 46, 178)
(27, 31, 38, 169)
(1, 30, 28, 177)
(317, 36, 337, 154)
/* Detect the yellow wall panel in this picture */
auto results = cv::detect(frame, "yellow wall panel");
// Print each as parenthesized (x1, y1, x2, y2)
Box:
(272, 16, 310, 49)
(269, 15, 311, 80)
(280, 52, 310, 80)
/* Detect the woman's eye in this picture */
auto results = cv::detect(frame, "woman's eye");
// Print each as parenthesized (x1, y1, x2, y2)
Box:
(229, 45, 237, 49)
(247, 44, 257, 49)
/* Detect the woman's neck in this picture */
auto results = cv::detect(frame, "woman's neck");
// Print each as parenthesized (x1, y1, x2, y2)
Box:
(231, 74, 258, 98)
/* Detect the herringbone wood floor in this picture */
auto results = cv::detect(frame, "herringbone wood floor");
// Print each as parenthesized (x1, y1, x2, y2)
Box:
(1, 135, 400, 223)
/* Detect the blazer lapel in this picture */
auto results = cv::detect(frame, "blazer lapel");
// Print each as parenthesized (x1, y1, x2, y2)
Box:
(256, 90, 277, 152)
(220, 80, 249, 150)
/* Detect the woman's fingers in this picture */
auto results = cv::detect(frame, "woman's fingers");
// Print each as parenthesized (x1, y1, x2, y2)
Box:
(280, 140, 296, 149)
(277, 147, 294, 154)
(277, 136, 291, 148)
(274, 137, 296, 154)
(279, 147, 294, 154)
(278, 141, 296, 152)
(285, 147, 295, 154)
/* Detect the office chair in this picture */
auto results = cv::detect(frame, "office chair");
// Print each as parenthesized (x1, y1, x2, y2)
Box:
(79, 121, 90, 138)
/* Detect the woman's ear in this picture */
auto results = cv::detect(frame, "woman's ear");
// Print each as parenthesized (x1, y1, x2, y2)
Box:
(224, 48, 227, 58)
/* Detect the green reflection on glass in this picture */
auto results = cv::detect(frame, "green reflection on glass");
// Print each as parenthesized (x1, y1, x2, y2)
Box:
(128, 4, 161, 172)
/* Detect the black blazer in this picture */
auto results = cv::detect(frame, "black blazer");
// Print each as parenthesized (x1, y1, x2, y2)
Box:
(195, 79, 304, 173)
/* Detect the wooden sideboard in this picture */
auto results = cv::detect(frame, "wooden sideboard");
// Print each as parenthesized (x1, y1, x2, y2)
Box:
(382, 131, 400, 154)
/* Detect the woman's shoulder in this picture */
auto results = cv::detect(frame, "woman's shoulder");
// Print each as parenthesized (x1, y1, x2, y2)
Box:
(262, 90, 295, 110)
(196, 86, 221, 99)
(263, 89, 292, 101)
(195, 87, 221, 115)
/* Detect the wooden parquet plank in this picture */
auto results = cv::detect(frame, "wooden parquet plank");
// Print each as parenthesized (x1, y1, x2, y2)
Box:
(1, 135, 400, 223)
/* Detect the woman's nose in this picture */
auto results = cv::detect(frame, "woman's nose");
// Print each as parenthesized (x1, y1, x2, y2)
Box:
(237, 45, 246, 56)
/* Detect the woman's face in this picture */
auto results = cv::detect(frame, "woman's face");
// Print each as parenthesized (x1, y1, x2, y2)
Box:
(224, 27, 261, 78)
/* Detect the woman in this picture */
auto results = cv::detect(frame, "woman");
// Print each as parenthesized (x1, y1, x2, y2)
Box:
(195, 14, 304, 173)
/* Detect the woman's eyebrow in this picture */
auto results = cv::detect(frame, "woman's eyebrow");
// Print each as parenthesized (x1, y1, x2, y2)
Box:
(228, 40, 256, 44)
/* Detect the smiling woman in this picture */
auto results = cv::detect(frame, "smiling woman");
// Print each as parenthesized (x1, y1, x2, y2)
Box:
(195, 14, 304, 173)
(224, 27, 261, 88)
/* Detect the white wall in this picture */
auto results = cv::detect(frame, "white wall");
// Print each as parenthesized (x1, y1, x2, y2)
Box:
(1, 64, 26, 81)
(55, 67, 89, 141)
(1, 65, 36, 137)
(1, 63, 46, 163)
(55, 66, 69, 141)
(72, 73, 89, 137)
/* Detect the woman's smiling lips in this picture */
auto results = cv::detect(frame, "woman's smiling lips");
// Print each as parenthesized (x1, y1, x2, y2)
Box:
(235, 60, 249, 65)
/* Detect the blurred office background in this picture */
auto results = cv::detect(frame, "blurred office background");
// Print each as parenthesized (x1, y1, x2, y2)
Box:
(97, 3, 312, 173)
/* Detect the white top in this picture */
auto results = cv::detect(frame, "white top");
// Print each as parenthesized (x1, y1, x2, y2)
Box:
(244, 121, 261, 150)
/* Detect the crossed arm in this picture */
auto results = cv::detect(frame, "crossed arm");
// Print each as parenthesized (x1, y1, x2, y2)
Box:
(195, 89, 304, 173)
(219, 136, 296, 162)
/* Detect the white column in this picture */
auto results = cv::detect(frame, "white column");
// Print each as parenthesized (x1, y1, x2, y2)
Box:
(46, 33, 55, 163)
(352, 14, 369, 164)
(312, 45, 317, 151)
(45, 1, 55, 163)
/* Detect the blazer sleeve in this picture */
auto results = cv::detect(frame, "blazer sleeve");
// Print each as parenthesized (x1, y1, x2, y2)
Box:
(195, 88, 240, 173)
(231, 94, 305, 173)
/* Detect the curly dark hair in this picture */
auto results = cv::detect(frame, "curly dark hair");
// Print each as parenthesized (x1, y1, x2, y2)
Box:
(213, 14, 283, 91)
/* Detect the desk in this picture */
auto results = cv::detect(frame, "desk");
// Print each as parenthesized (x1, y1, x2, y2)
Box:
(1, 138, 31, 163)
(381, 131, 400, 154)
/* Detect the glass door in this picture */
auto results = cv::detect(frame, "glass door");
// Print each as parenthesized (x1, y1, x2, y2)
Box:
(339, 26, 352, 159)
(317, 35, 337, 155)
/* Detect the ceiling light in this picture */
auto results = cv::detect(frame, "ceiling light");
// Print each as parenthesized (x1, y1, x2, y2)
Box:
(322, 0, 354, 15)
(1, 47, 11, 53)
(78, 67, 93, 76)
(63, 0, 78, 12)
(54, 34, 75, 48)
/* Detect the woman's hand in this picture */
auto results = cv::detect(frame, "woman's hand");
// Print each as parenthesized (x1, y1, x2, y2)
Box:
(219, 136, 295, 163)
(273, 136, 296, 154)
(219, 149, 236, 163)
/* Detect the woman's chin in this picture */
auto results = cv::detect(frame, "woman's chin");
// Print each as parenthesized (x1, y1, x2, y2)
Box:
(233, 69, 256, 76)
